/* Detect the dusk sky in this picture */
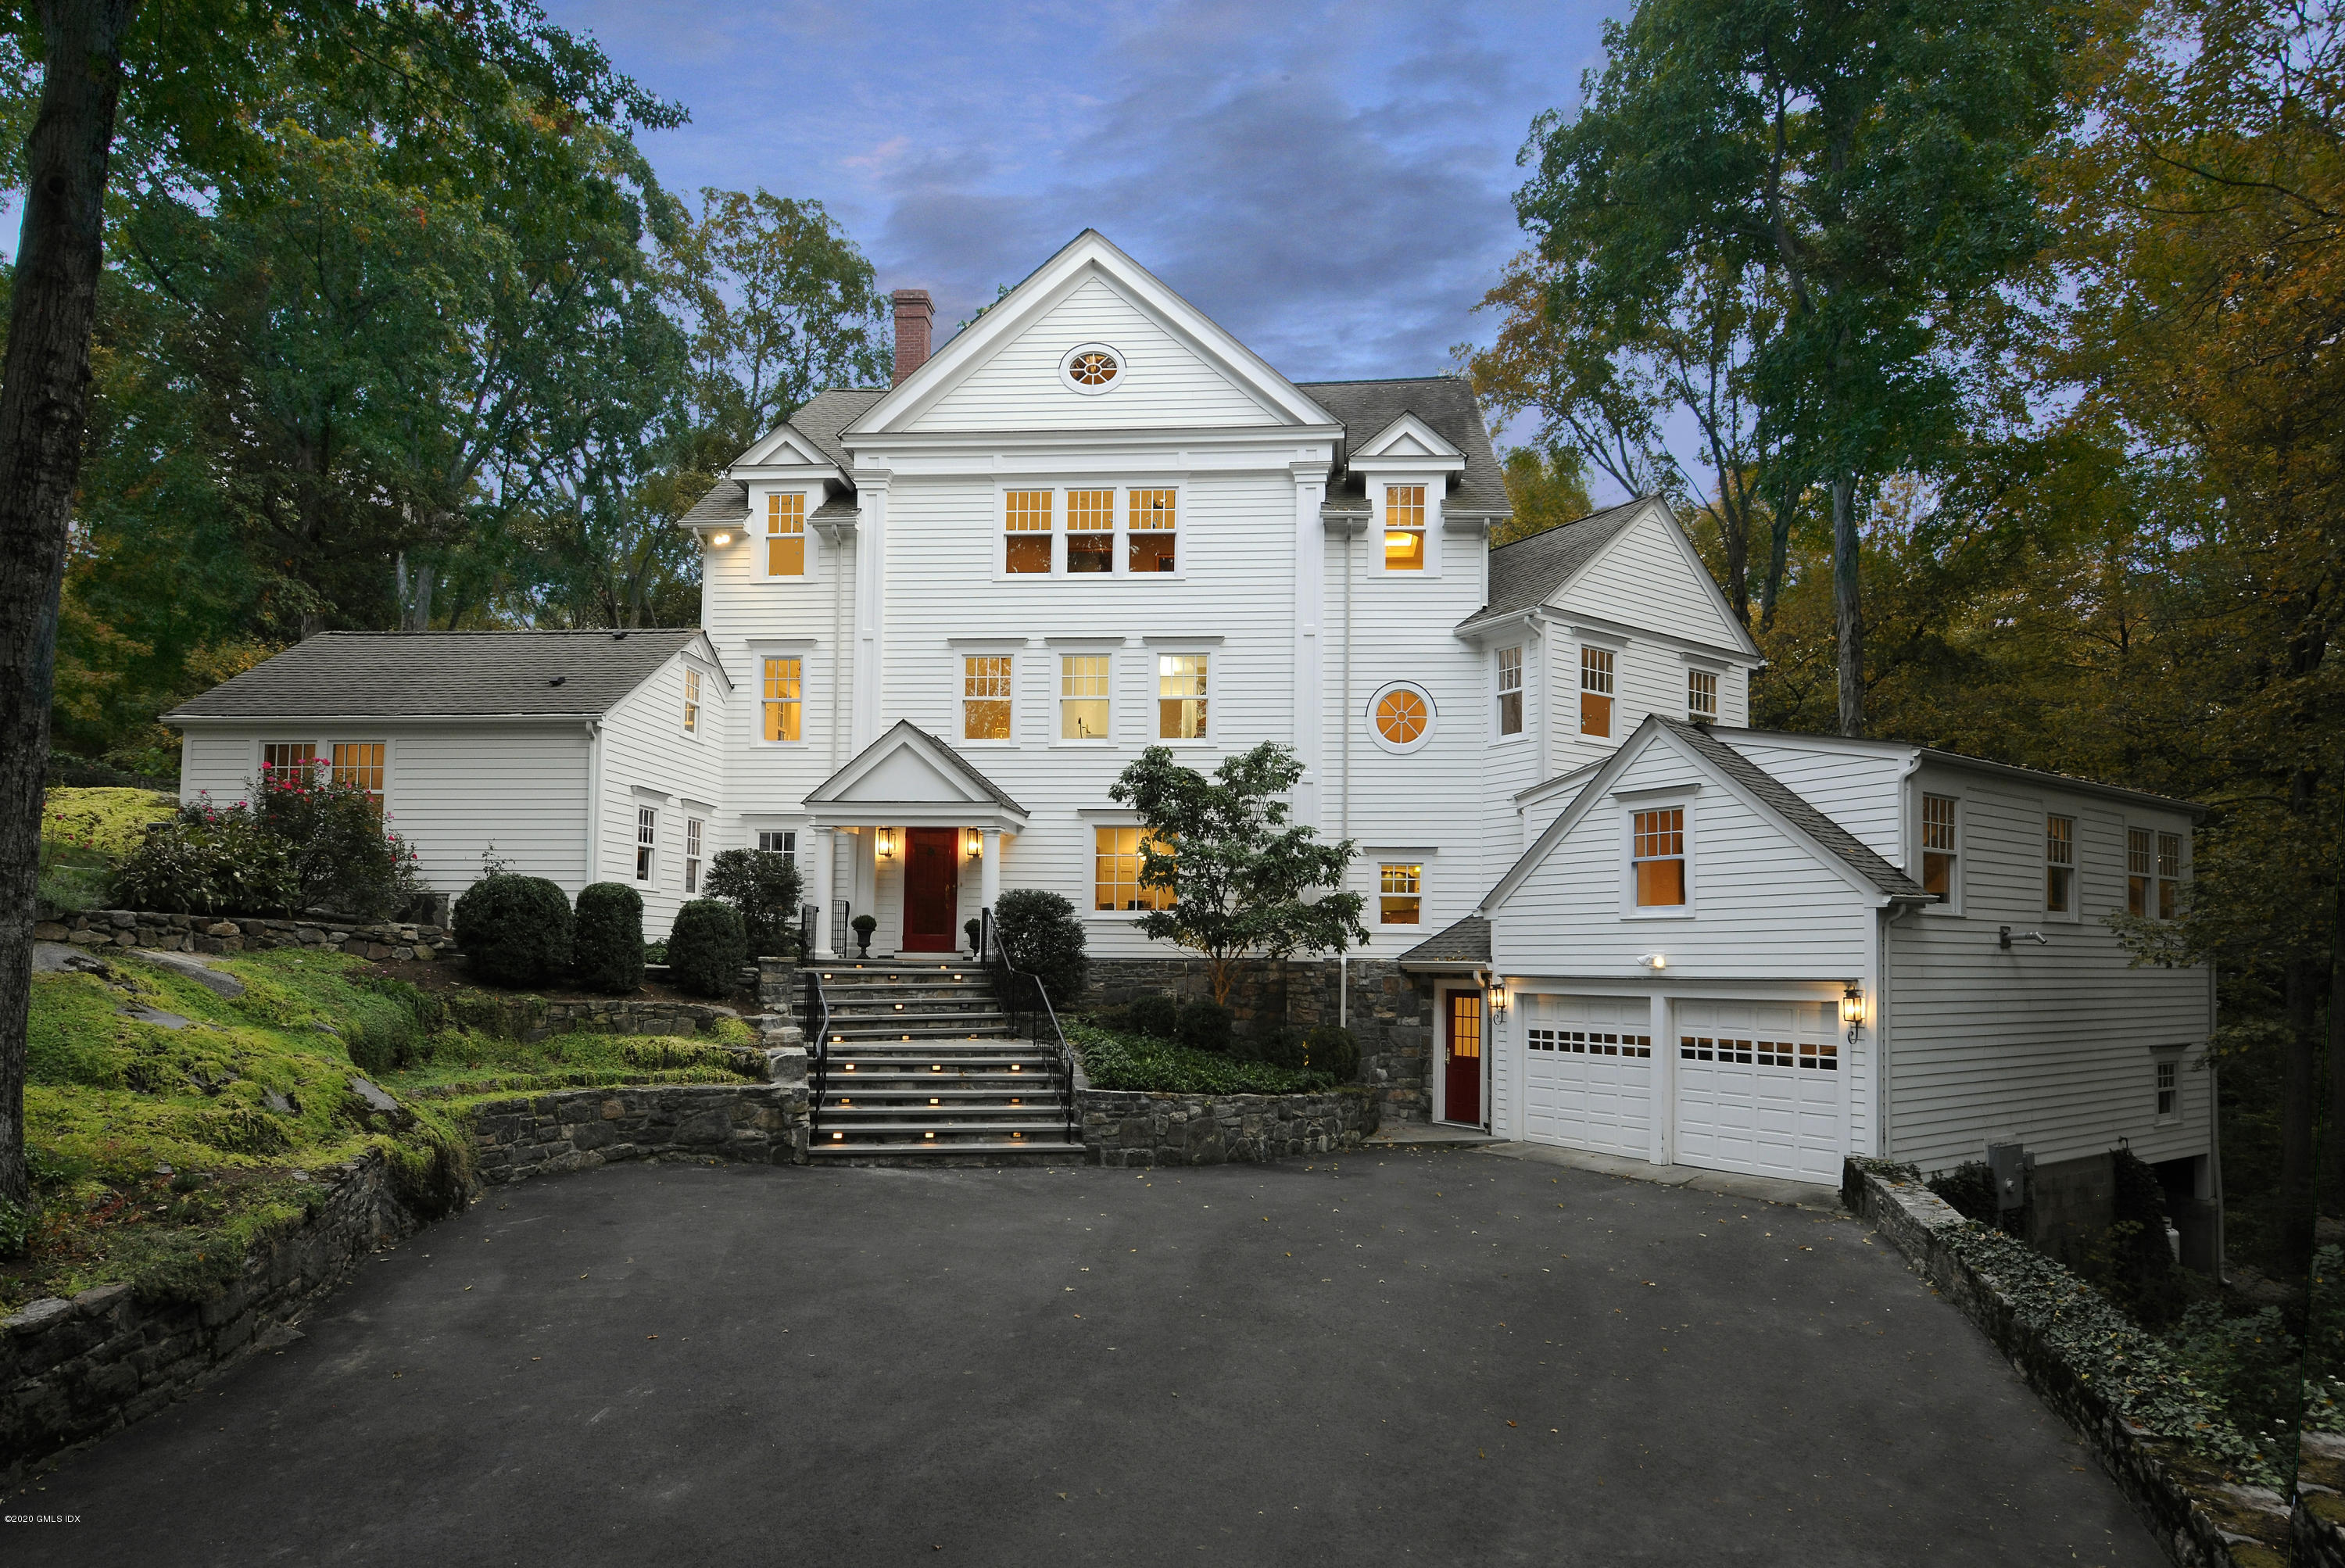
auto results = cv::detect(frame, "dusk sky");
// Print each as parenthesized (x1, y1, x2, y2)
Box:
(542, 0, 1615, 386)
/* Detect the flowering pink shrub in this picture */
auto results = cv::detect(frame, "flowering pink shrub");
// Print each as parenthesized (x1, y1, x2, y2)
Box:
(113, 771, 424, 918)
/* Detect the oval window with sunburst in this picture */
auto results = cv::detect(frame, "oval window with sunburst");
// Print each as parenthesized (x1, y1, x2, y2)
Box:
(1369, 682, 1436, 753)
(1070, 350, 1117, 385)
(1061, 342, 1124, 395)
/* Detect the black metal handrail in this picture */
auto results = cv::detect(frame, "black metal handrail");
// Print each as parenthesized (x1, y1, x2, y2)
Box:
(804, 964, 831, 1137)
(979, 909, 1080, 1147)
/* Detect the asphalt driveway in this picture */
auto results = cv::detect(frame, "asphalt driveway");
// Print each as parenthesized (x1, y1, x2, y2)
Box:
(8, 1150, 2162, 1566)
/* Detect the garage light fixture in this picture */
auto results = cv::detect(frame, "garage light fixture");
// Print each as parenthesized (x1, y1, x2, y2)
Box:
(1488, 980, 1508, 1019)
(1640, 953, 1667, 971)
(1842, 982, 1865, 1045)
(711, 532, 732, 546)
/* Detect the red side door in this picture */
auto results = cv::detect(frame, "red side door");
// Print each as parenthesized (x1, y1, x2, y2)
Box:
(1445, 991, 1484, 1126)
(902, 829, 959, 952)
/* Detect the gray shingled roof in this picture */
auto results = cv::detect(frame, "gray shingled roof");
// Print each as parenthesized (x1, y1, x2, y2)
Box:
(1669, 720, 1926, 899)
(1302, 377, 1509, 514)
(681, 387, 891, 532)
(680, 478, 746, 529)
(1395, 915, 1491, 967)
(162, 630, 706, 723)
(809, 720, 1029, 816)
(1458, 496, 1651, 630)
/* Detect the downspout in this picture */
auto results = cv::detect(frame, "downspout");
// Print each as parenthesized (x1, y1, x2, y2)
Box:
(583, 718, 603, 891)
(1341, 518, 1355, 843)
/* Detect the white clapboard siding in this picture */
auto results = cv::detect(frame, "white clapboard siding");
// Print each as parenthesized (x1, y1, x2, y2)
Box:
(596, 647, 733, 940)
(908, 276, 1280, 431)
(1883, 772, 2209, 1172)
(389, 727, 593, 895)
(1548, 510, 1745, 652)
(1730, 738, 1911, 867)
(179, 735, 255, 804)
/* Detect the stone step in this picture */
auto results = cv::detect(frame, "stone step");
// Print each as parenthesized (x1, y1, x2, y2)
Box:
(821, 1098, 1065, 1117)
(815, 1119, 1072, 1137)
(807, 1141, 1087, 1165)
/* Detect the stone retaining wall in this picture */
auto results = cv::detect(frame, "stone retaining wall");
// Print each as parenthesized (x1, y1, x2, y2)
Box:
(32, 908, 452, 962)
(2295, 1434, 2345, 1568)
(1843, 1159, 2285, 1568)
(1, 1150, 424, 1486)
(443, 993, 741, 1044)
(466, 1079, 811, 1183)
(1076, 1085, 1378, 1166)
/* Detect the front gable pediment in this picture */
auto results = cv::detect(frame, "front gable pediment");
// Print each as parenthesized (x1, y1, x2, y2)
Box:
(1352, 411, 1466, 468)
(732, 423, 836, 474)
(804, 721, 1029, 830)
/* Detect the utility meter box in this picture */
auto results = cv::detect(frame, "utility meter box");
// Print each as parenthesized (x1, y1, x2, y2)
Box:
(1985, 1143, 2028, 1212)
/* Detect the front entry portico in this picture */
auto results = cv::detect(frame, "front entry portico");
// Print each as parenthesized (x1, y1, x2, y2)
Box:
(800, 721, 1028, 959)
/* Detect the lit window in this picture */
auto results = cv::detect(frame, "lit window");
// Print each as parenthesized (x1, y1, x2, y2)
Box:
(1061, 654, 1111, 739)
(331, 743, 385, 805)
(263, 743, 317, 779)
(965, 655, 1013, 740)
(2045, 814, 2075, 913)
(1380, 863, 1422, 925)
(1067, 489, 1114, 575)
(1923, 794, 1958, 902)
(685, 817, 704, 893)
(1069, 349, 1118, 386)
(1158, 653, 1207, 739)
(1495, 647, 1523, 736)
(1129, 489, 1176, 573)
(1581, 647, 1614, 737)
(1631, 807, 1685, 908)
(1094, 827, 1172, 911)
(1687, 668, 1717, 722)
(682, 668, 701, 735)
(635, 806, 657, 883)
(2158, 832, 2181, 920)
(2127, 828, 2153, 917)
(1384, 485, 1425, 571)
(757, 829, 797, 864)
(762, 657, 802, 743)
(1004, 489, 1052, 574)
(1375, 687, 1429, 746)
(767, 492, 805, 577)
(2156, 1058, 2178, 1119)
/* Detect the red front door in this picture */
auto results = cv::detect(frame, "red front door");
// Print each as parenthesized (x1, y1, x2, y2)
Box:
(1445, 991, 1484, 1126)
(902, 829, 959, 952)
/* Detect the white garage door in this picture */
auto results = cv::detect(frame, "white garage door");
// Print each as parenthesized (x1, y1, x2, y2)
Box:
(1519, 994, 1654, 1158)
(1673, 1000, 1843, 1182)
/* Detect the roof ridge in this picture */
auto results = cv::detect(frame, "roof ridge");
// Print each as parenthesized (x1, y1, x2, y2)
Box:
(1485, 496, 1653, 556)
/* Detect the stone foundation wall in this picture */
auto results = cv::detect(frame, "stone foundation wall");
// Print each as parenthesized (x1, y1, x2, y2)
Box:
(1076, 1086, 1378, 1167)
(465, 1080, 811, 1183)
(33, 908, 452, 963)
(443, 993, 741, 1044)
(1, 1150, 424, 1485)
(1083, 957, 1435, 1125)
(1844, 1158, 2285, 1567)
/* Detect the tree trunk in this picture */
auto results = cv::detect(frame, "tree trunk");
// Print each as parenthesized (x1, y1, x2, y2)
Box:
(0, 0, 140, 1215)
(1831, 474, 1863, 736)
(2329, 878, 2345, 1214)
(2283, 953, 2319, 1272)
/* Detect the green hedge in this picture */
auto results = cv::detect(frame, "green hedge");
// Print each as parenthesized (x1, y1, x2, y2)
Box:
(454, 873, 574, 987)
(667, 899, 747, 998)
(1067, 1020, 1338, 1096)
(572, 882, 646, 994)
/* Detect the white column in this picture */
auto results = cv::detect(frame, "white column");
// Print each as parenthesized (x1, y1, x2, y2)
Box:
(807, 825, 837, 958)
(1290, 460, 1329, 830)
(850, 468, 890, 752)
(979, 829, 1002, 938)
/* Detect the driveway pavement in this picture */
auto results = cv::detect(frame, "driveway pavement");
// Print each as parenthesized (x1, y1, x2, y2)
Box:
(8, 1151, 2163, 1566)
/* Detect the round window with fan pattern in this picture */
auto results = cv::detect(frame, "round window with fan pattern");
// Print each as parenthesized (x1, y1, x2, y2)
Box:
(1059, 342, 1125, 396)
(1368, 682, 1437, 754)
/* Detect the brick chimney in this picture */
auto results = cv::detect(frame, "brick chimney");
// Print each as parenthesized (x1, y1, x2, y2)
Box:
(892, 288, 933, 385)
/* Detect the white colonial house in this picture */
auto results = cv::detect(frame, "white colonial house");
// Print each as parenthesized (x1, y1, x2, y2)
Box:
(163, 231, 2213, 1230)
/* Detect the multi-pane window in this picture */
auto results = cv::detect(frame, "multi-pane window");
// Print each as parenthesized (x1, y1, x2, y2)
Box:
(762, 656, 802, 743)
(2130, 828, 2184, 918)
(1495, 646, 1523, 736)
(262, 742, 317, 779)
(2045, 814, 2076, 914)
(635, 806, 657, 882)
(1687, 668, 1717, 722)
(1060, 654, 1110, 739)
(2156, 1058, 2179, 1119)
(1129, 489, 1176, 573)
(331, 743, 385, 804)
(964, 655, 1013, 740)
(1158, 653, 1208, 739)
(1374, 686, 1430, 746)
(682, 668, 701, 735)
(1631, 807, 1686, 908)
(1094, 827, 1172, 911)
(756, 829, 797, 863)
(1004, 489, 1052, 573)
(1922, 794, 1958, 902)
(1067, 489, 1114, 574)
(1379, 863, 1423, 925)
(1384, 485, 1426, 571)
(767, 492, 806, 577)
(1581, 647, 1615, 737)
(684, 817, 704, 894)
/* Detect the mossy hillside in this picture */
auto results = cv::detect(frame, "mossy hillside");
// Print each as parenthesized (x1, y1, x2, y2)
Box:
(11, 948, 754, 1312)
(42, 786, 177, 857)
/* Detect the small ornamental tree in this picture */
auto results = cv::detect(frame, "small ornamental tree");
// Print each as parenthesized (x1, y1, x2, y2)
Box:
(993, 888, 1088, 1007)
(1108, 743, 1368, 1008)
(572, 882, 646, 994)
(703, 847, 803, 958)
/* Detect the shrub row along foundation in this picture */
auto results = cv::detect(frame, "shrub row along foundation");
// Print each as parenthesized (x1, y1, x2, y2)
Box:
(1077, 1087, 1379, 1166)
(33, 908, 453, 962)
(1842, 1158, 2287, 1568)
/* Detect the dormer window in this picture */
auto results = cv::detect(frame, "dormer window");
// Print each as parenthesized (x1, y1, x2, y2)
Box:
(1384, 485, 1426, 571)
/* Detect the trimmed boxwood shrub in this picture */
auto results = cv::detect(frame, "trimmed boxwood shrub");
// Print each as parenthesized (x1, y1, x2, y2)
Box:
(453, 873, 573, 988)
(1303, 1024, 1359, 1082)
(1175, 997, 1232, 1054)
(572, 882, 646, 994)
(668, 899, 748, 998)
(1127, 991, 1179, 1040)
(994, 888, 1089, 1006)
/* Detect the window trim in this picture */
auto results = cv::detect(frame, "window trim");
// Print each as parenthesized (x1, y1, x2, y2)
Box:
(990, 481, 1185, 581)
(1377, 861, 1425, 929)
(1580, 645, 1616, 739)
(1155, 650, 1211, 744)
(1619, 800, 1695, 919)
(1054, 650, 1115, 746)
(754, 829, 798, 865)
(1059, 341, 1126, 398)
(635, 804, 658, 886)
(681, 665, 703, 738)
(2153, 1051, 2182, 1123)
(1366, 679, 1437, 755)
(1494, 645, 1525, 741)
(683, 815, 704, 895)
(1093, 825, 1172, 912)
(1374, 480, 1441, 576)
(1685, 667, 1717, 723)
(761, 489, 812, 581)
(960, 651, 1018, 746)
(2044, 811, 2080, 921)
(1918, 789, 1962, 915)
(2130, 822, 2185, 922)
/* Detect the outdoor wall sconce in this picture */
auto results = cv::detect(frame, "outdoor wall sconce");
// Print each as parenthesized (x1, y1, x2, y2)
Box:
(710, 532, 732, 546)
(876, 826, 897, 860)
(1998, 925, 2050, 950)
(1640, 953, 1667, 971)
(1488, 980, 1509, 1019)
(965, 827, 983, 859)
(1842, 981, 1866, 1044)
